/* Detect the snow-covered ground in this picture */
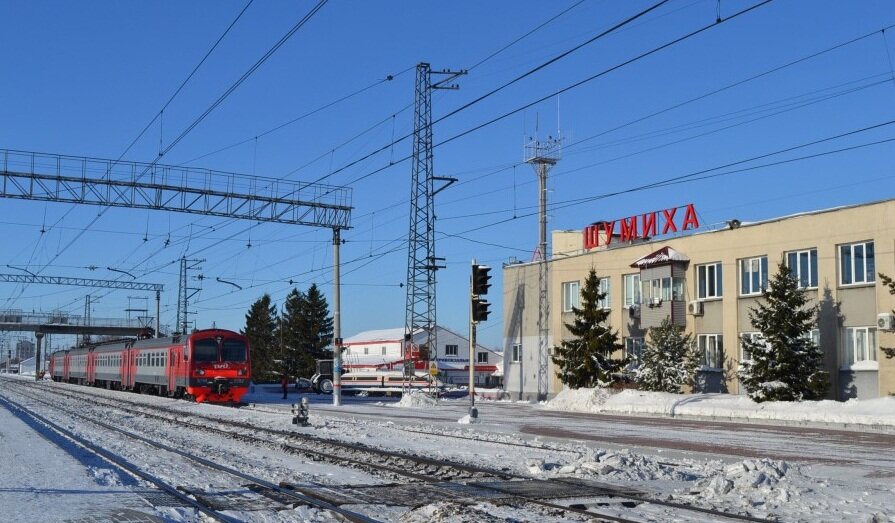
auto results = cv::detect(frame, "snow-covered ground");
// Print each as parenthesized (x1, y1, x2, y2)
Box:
(543, 387, 895, 429)
(2, 375, 894, 522)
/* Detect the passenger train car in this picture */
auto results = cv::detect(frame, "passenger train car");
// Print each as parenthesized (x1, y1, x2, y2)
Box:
(49, 329, 250, 404)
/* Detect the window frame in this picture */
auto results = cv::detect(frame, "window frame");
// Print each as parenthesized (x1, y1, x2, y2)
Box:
(697, 262, 723, 300)
(624, 337, 644, 366)
(596, 277, 611, 310)
(697, 333, 724, 370)
(842, 326, 878, 369)
(739, 332, 764, 363)
(839, 241, 875, 286)
(786, 248, 818, 289)
(511, 343, 522, 363)
(445, 344, 459, 357)
(562, 281, 580, 313)
(623, 273, 641, 307)
(477, 352, 488, 364)
(739, 256, 768, 296)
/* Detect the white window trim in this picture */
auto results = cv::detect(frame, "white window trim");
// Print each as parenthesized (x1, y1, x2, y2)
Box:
(445, 344, 459, 357)
(477, 352, 488, 364)
(697, 262, 723, 300)
(562, 281, 580, 313)
(597, 277, 611, 310)
(786, 248, 818, 289)
(739, 256, 768, 297)
(623, 273, 641, 307)
(739, 332, 765, 363)
(839, 241, 876, 287)
(624, 337, 644, 367)
(842, 326, 878, 370)
(698, 333, 724, 370)
(511, 343, 522, 363)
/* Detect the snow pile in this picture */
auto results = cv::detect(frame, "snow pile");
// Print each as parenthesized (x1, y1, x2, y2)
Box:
(540, 387, 613, 412)
(531, 448, 700, 481)
(691, 458, 805, 512)
(457, 414, 480, 424)
(392, 389, 438, 408)
(543, 387, 895, 427)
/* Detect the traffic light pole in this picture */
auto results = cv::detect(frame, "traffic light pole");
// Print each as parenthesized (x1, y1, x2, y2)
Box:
(468, 259, 476, 410)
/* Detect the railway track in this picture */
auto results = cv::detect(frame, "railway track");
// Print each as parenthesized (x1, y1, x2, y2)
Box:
(8, 378, 783, 522)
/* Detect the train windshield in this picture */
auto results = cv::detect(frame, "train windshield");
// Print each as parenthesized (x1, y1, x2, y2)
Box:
(222, 339, 247, 362)
(192, 338, 219, 362)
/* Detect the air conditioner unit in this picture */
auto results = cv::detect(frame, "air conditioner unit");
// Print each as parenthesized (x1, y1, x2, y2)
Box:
(628, 305, 640, 318)
(650, 297, 662, 307)
(687, 300, 703, 316)
(877, 312, 895, 331)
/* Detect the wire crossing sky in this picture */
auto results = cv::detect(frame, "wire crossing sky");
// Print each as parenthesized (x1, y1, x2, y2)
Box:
(1, 1, 894, 350)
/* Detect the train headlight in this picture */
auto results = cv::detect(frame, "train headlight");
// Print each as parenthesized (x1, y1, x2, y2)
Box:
(196, 369, 205, 376)
(238, 369, 246, 376)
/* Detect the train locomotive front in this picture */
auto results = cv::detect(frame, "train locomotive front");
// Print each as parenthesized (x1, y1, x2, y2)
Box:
(181, 329, 251, 403)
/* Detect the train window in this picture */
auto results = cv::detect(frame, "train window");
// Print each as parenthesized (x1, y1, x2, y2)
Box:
(221, 340, 247, 362)
(192, 338, 218, 362)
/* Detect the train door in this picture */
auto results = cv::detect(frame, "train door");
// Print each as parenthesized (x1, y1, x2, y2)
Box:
(86, 351, 95, 385)
(63, 353, 70, 381)
(167, 348, 176, 393)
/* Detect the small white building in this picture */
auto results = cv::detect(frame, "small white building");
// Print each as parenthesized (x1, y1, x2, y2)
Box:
(342, 326, 502, 387)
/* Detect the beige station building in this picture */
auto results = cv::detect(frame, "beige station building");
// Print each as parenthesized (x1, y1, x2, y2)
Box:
(502, 198, 895, 401)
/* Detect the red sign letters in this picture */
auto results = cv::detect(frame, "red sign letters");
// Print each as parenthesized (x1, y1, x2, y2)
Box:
(583, 203, 699, 250)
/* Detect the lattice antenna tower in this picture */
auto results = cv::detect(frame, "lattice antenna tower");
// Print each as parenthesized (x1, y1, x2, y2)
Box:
(524, 133, 562, 400)
(404, 63, 466, 379)
(176, 257, 204, 334)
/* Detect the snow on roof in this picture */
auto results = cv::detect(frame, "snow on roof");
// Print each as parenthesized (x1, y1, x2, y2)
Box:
(344, 328, 407, 344)
(630, 246, 689, 268)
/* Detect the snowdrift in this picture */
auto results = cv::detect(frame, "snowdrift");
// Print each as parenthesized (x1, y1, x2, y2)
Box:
(543, 388, 895, 427)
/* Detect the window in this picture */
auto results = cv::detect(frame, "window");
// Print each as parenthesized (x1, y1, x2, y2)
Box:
(739, 332, 765, 362)
(697, 263, 723, 299)
(381, 346, 387, 355)
(222, 340, 247, 362)
(192, 339, 218, 362)
(624, 337, 644, 365)
(597, 277, 611, 309)
(445, 344, 459, 356)
(840, 241, 875, 285)
(477, 352, 488, 364)
(843, 326, 877, 367)
(698, 334, 723, 369)
(363, 347, 369, 355)
(511, 343, 522, 362)
(642, 277, 684, 303)
(786, 249, 818, 289)
(562, 281, 580, 312)
(740, 256, 768, 296)
(623, 274, 641, 306)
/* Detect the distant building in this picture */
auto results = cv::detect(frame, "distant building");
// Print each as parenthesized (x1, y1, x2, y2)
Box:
(342, 326, 502, 387)
(504, 198, 895, 401)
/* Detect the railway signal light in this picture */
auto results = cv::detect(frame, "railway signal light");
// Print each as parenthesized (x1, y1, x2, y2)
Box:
(472, 264, 492, 296)
(291, 397, 310, 426)
(472, 297, 490, 323)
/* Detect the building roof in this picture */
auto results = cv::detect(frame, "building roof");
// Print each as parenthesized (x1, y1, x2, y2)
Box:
(343, 328, 407, 344)
(630, 246, 689, 268)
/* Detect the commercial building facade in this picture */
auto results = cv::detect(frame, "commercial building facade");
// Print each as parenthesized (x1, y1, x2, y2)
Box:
(502, 199, 895, 401)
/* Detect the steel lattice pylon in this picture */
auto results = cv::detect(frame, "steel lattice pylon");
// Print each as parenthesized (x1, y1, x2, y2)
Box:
(404, 63, 464, 377)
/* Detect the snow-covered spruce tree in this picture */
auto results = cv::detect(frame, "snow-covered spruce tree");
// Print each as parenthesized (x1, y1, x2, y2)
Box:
(635, 317, 699, 393)
(551, 268, 626, 388)
(739, 261, 829, 402)
(242, 294, 279, 382)
(878, 273, 895, 359)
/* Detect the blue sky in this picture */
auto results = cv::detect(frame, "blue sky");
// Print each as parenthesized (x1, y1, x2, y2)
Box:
(1, 0, 894, 352)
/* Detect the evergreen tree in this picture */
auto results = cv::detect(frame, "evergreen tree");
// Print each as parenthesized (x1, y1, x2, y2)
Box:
(242, 294, 279, 382)
(278, 288, 312, 379)
(635, 317, 699, 393)
(877, 273, 895, 359)
(551, 268, 626, 388)
(739, 261, 829, 402)
(301, 283, 333, 362)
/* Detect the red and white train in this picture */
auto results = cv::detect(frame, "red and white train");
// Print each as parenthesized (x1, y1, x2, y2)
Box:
(49, 329, 251, 404)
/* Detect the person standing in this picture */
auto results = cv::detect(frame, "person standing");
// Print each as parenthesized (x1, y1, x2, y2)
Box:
(281, 373, 288, 400)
